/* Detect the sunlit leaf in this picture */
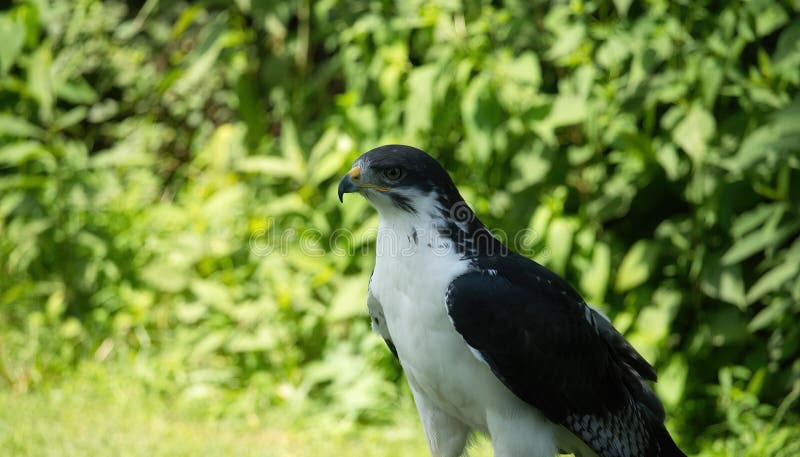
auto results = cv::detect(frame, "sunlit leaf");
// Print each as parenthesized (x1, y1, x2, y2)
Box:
(328, 277, 367, 321)
(140, 262, 188, 293)
(728, 98, 800, 172)
(657, 355, 688, 408)
(580, 242, 610, 304)
(546, 218, 575, 275)
(0, 115, 44, 138)
(722, 220, 800, 265)
(731, 203, 786, 238)
(0, 15, 25, 75)
(405, 64, 437, 137)
(236, 156, 299, 179)
(673, 104, 715, 162)
(0, 141, 53, 170)
(612, 0, 633, 17)
(27, 44, 54, 121)
(461, 74, 498, 162)
(746, 261, 799, 304)
(546, 23, 585, 61)
(748, 298, 789, 331)
(615, 241, 660, 292)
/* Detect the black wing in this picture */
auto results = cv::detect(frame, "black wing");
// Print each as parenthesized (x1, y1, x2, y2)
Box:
(445, 254, 684, 457)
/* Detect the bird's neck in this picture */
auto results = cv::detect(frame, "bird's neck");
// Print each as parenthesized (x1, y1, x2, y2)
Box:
(375, 194, 503, 259)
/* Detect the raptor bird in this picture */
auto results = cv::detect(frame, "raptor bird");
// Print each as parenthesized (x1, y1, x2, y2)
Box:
(337, 144, 686, 457)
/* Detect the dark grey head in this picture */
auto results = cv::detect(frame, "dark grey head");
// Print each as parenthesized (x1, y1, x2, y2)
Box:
(338, 144, 503, 257)
(337, 145, 462, 213)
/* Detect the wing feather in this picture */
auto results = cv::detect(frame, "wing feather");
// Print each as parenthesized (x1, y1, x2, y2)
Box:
(445, 254, 676, 456)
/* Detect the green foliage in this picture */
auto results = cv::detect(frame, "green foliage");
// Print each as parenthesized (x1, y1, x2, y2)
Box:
(1, 0, 799, 454)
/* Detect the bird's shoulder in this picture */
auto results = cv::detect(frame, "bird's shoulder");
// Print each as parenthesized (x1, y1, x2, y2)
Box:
(445, 252, 640, 419)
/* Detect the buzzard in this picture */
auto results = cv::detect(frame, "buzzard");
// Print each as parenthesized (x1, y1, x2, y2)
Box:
(337, 145, 686, 457)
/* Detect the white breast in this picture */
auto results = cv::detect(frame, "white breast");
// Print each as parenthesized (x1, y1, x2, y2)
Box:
(369, 215, 502, 429)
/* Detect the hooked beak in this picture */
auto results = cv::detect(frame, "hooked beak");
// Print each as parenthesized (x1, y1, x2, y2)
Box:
(337, 165, 390, 202)
(338, 166, 361, 202)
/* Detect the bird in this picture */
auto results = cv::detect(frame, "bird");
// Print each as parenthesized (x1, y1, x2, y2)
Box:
(337, 144, 687, 457)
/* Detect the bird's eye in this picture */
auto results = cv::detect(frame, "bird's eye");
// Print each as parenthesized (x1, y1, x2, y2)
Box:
(383, 167, 404, 181)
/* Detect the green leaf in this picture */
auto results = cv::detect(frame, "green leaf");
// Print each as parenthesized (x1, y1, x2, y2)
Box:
(746, 261, 800, 304)
(191, 332, 228, 360)
(728, 98, 800, 172)
(405, 64, 437, 137)
(656, 355, 688, 408)
(329, 278, 367, 321)
(52, 106, 87, 131)
(502, 51, 541, 88)
(546, 23, 585, 61)
(722, 220, 800, 265)
(773, 21, 800, 80)
(170, 21, 225, 95)
(176, 302, 208, 324)
(0, 192, 24, 219)
(596, 35, 631, 70)
(546, 94, 588, 128)
(227, 327, 277, 352)
(56, 77, 99, 105)
(461, 74, 499, 162)
(195, 123, 245, 170)
(701, 256, 747, 308)
(580, 242, 610, 304)
(308, 129, 349, 186)
(532, 94, 588, 145)
(0, 114, 44, 138)
(87, 99, 119, 123)
(508, 143, 550, 192)
(236, 156, 299, 179)
(0, 15, 25, 75)
(202, 185, 245, 221)
(140, 262, 189, 293)
(0, 141, 54, 170)
(190, 279, 233, 310)
(731, 203, 786, 238)
(754, 3, 788, 37)
(628, 286, 681, 361)
(748, 299, 790, 331)
(546, 218, 575, 275)
(700, 56, 723, 107)
(672, 104, 715, 162)
(656, 143, 686, 181)
(280, 119, 307, 171)
(27, 44, 54, 121)
(612, 0, 633, 17)
(615, 241, 660, 292)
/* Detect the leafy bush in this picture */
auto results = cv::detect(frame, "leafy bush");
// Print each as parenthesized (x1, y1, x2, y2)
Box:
(1, 0, 799, 454)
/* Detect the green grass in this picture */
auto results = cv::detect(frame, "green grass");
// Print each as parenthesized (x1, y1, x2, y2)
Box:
(0, 362, 493, 456)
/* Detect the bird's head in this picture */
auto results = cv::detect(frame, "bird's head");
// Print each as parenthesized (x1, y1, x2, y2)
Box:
(338, 145, 500, 256)
(337, 145, 461, 216)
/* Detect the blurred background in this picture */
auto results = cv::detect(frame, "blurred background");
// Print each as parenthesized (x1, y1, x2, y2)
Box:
(1, 0, 799, 455)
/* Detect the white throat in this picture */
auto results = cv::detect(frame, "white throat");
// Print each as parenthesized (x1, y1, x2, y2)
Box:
(372, 191, 453, 257)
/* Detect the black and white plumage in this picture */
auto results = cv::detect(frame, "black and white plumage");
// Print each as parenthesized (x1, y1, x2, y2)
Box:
(337, 145, 686, 457)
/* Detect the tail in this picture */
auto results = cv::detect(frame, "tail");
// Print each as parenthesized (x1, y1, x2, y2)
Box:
(654, 423, 687, 457)
(624, 368, 686, 456)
